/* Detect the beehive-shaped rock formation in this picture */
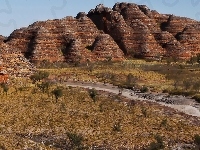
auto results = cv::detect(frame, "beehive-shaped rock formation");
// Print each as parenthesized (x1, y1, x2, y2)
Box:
(5, 15, 101, 63)
(177, 24, 200, 55)
(88, 3, 165, 58)
(92, 33, 124, 61)
(163, 15, 198, 36)
(88, 3, 200, 59)
(1, 1, 200, 73)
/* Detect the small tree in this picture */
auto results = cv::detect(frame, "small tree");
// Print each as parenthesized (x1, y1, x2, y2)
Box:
(52, 88, 63, 102)
(89, 88, 97, 102)
(140, 86, 149, 93)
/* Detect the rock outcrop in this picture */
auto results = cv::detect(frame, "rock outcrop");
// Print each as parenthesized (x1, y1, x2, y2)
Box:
(162, 15, 198, 36)
(92, 33, 124, 60)
(1, 2, 200, 78)
(177, 24, 200, 55)
(0, 42, 35, 78)
(5, 14, 124, 64)
(87, 3, 200, 59)
(0, 35, 6, 43)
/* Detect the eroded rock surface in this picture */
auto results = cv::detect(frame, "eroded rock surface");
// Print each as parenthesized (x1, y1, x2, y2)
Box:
(1, 2, 200, 77)
(0, 42, 35, 79)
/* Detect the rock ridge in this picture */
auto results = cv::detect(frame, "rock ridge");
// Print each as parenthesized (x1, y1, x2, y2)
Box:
(1, 2, 200, 78)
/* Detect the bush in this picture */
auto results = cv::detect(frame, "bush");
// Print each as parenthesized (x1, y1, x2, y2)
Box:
(89, 88, 97, 102)
(52, 88, 63, 102)
(112, 121, 121, 132)
(192, 95, 200, 103)
(162, 89, 169, 93)
(30, 71, 49, 83)
(194, 134, 200, 146)
(37, 81, 51, 93)
(141, 107, 147, 117)
(187, 56, 197, 64)
(147, 135, 164, 150)
(66, 132, 84, 149)
(140, 86, 149, 93)
(126, 73, 137, 86)
(0, 83, 9, 95)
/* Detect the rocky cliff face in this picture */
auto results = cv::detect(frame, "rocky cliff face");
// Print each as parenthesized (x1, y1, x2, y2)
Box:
(5, 13, 124, 64)
(177, 24, 200, 55)
(0, 42, 35, 79)
(1, 2, 200, 77)
(88, 3, 200, 59)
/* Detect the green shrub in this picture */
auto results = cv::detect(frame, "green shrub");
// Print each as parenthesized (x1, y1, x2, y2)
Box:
(126, 73, 137, 86)
(160, 118, 167, 127)
(89, 88, 97, 102)
(147, 135, 164, 150)
(192, 95, 200, 103)
(52, 88, 63, 102)
(140, 86, 149, 93)
(30, 71, 49, 83)
(0, 83, 9, 95)
(37, 81, 51, 93)
(112, 121, 121, 132)
(194, 134, 200, 146)
(162, 89, 169, 93)
(66, 132, 84, 149)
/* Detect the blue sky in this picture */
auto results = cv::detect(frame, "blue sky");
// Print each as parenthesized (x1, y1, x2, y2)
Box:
(0, 0, 200, 36)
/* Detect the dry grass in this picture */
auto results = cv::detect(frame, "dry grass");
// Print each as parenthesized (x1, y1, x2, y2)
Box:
(40, 60, 200, 94)
(40, 60, 173, 92)
(1, 60, 200, 149)
(0, 77, 200, 149)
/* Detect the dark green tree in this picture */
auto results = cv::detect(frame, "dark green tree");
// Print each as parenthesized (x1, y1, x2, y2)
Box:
(89, 88, 97, 102)
(194, 134, 200, 149)
(112, 121, 121, 132)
